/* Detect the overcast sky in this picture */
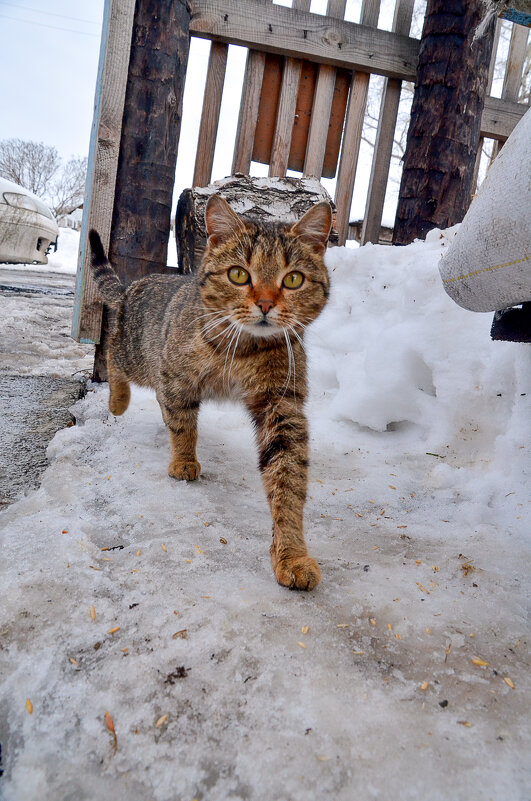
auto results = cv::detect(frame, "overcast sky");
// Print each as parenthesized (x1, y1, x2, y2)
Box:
(0, 0, 105, 159)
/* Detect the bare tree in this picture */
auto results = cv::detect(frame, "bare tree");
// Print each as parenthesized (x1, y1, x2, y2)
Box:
(0, 139, 60, 198)
(0, 138, 87, 218)
(50, 156, 88, 218)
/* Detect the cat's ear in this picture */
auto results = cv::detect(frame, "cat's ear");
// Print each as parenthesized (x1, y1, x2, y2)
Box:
(205, 195, 245, 247)
(290, 202, 332, 255)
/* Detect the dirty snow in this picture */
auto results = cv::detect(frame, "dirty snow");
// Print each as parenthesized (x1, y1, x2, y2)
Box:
(0, 231, 529, 800)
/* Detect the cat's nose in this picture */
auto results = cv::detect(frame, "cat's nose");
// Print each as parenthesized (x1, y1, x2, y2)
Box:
(257, 299, 274, 315)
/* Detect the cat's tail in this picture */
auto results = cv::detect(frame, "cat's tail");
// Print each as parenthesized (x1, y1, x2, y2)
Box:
(88, 229, 124, 308)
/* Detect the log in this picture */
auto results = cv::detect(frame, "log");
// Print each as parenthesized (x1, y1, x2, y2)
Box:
(392, 0, 496, 245)
(175, 174, 336, 273)
(94, 0, 191, 381)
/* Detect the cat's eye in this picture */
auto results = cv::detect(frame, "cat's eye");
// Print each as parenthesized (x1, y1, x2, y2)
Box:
(228, 266, 250, 286)
(282, 271, 304, 290)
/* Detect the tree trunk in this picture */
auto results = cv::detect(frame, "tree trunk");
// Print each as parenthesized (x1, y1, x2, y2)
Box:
(94, 0, 190, 381)
(175, 174, 337, 274)
(392, 0, 495, 245)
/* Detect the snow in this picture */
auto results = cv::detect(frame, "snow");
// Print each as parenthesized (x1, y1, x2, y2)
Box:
(0, 231, 529, 800)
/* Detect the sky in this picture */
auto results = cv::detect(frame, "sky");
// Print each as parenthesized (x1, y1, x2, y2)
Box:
(0, 0, 105, 159)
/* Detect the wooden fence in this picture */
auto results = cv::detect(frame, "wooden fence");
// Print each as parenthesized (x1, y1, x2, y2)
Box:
(73, 0, 529, 344)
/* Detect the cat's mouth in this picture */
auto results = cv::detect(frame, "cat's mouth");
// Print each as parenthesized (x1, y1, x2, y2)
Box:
(243, 318, 283, 338)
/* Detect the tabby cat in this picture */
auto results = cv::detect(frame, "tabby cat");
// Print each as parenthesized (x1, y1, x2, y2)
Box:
(89, 195, 332, 590)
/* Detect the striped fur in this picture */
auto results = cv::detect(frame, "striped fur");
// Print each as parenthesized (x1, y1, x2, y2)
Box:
(88, 229, 124, 308)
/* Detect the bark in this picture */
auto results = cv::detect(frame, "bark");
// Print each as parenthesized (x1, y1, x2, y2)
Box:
(392, 0, 496, 245)
(94, 0, 191, 381)
(175, 174, 336, 274)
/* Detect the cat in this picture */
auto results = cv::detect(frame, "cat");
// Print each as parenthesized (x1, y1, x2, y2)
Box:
(88, 194, 332, 590)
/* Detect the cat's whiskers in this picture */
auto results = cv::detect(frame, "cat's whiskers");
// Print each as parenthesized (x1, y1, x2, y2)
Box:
(280, 329, 293, 399)
(287, 324, 304, 349)
(201, 317, 235, 342)
(197, 310, 227, 320)
(227, 323, 243, 390)
(222, 322, 242, 391)
(200, 313, 232, 335)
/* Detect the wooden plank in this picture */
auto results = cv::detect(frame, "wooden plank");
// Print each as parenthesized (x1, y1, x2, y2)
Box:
(288, 60, 319, 172)
(252, 53, 283, 165)
(480, 95, 527, 140)
(303, 65, 336, 177)
(253, 57, 349, 176)
(269, 56, 302, 176)
(72, 0, 135, 343)
(303, 0, 346, 178)
(321, 69, 350, 178)
(268, 0, 310, 177)
(502, 23, 528, 102)
(231, 0, 272, 174)
(193, 41, 229, 186)
(361, 0, 414, 244)
(232, 49, 267, 173)
(334, 0, 381, 245)
(472, 18, 501, 193)
(189, 0, 419, 81)
(93, 0, 191, 380)
(489, 23, 529, 161)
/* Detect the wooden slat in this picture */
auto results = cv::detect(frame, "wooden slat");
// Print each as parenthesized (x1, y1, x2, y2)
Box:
(503, 23, 529, 102)
(361, 0, 414, 244)
(190, 0, 419, 80)
(489, 24, 528, 161)
(480, 95, 527, 140)
(232, 50, 267, 173)
(303, 0, 346, 177)
(231, 0, 272, 174)
(334, 0, 381, 245)
(472, 18, 501, 193)
(193, 41, 228, 186)
(268, 0, 310, 178)
(288, 60, 319, 171)
(72, 0, 136, 343)
(269, 56, 302, 176)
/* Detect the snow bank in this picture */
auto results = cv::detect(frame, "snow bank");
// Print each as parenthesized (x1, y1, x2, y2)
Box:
(0, 232, 529, 801)
(310, 229, 529, 534)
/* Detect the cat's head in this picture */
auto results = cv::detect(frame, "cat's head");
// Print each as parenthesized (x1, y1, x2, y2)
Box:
(199, 195, 332, 340)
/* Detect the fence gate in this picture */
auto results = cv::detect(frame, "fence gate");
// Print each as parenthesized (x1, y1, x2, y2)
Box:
(73, 0, 529, 346)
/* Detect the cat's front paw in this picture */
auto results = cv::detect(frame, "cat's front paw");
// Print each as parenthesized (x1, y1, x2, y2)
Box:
(274, 555, 321, 591)
(168, 459, 201, 481)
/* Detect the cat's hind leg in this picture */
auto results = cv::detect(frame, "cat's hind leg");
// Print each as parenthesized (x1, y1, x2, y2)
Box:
(107, 352, 130, 416)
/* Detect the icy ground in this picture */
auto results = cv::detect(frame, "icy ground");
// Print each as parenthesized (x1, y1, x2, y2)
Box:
(0, 230, 529, 800)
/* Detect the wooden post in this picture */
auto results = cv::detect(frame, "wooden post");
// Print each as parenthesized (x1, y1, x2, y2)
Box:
(392, 0, 496, 245)
(72, 0, 136, 345)
(93, 0, 191, 381)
